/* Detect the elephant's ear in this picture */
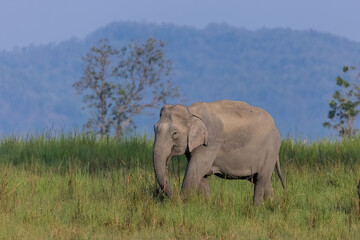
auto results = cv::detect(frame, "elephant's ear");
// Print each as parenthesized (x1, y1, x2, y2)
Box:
(188, 117, 209, 152)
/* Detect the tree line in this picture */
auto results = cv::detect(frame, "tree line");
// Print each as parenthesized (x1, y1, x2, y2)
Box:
(74, 36, 360, 139)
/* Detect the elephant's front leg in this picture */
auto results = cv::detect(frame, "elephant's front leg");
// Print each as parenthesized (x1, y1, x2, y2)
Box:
(181, 147, 215, 199)
(198, 178, 210, 199)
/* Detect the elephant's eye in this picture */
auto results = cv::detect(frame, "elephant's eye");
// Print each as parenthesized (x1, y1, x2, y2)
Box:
(172, 131, 179, 139)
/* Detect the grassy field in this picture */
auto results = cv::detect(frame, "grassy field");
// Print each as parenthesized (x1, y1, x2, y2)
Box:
(0, 133, 360, 239)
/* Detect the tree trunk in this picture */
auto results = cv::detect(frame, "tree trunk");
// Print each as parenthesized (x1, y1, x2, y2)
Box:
(100, 95, 106, 137)
(116, 118, 122, 139)
(358, 180, 360, 209)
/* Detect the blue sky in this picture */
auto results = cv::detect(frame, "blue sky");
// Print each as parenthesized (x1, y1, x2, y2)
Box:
(1, 0, 360, 51)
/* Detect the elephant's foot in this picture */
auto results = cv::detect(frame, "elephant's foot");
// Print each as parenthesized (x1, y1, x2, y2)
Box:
(180, 178, 210, 201)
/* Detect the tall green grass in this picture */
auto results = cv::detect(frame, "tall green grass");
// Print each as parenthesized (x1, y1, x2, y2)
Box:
(0, 132, 359, 239)
(280, 136, 360, 168)
(0, 132, 155, 172)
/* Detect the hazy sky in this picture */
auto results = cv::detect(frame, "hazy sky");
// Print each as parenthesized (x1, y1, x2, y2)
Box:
(1, 0, 360, 51)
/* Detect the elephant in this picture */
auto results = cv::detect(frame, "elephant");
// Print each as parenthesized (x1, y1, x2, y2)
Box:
(153, 100, 286, 205)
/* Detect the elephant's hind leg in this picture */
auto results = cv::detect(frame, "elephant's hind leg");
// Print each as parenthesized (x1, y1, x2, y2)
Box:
(263, 181, 274, 199)
(253, 151, 278, 205)
(253, 175, 273, 205)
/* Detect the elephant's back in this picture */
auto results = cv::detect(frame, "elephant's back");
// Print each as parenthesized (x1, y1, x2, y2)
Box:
(208, 100, 275, 126)
(198, 100, 279, 146)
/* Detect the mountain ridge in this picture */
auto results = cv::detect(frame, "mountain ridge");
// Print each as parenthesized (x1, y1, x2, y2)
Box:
(1, 21, 360, 138)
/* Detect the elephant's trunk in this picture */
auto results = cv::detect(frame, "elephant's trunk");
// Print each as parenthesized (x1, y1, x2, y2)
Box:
(153, 142, 173, 197)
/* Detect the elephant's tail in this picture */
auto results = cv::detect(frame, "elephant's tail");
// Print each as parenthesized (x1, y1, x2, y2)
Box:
(275, 157, 287, 192)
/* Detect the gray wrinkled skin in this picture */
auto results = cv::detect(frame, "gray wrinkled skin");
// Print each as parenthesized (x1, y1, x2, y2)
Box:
(153, 100, 286, 205)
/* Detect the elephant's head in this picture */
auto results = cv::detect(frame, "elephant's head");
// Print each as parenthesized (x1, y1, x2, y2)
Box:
(153, 104, 208, 197)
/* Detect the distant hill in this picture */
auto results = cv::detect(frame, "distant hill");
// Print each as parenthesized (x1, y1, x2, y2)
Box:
(1, 22, 360, 138)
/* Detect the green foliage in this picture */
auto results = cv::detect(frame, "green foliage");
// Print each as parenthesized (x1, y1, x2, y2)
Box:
(1, 134, 360, 239)
(323, 65, 360, 138)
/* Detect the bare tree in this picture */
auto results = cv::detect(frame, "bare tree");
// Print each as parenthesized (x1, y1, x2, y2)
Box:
(73, 39, 118, 137)
(111, 38, 179, 137)
(73, 38, 179, 137)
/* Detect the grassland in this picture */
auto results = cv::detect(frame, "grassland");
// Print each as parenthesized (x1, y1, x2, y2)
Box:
(0, 133, 360, 239)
